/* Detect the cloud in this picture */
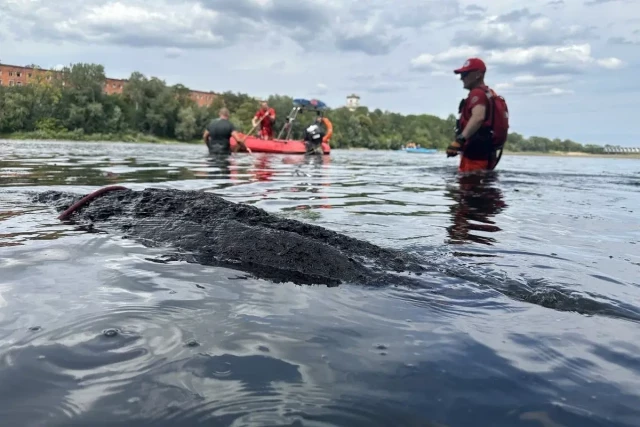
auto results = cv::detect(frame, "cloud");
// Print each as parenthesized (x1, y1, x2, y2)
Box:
(494, 74, 575, 96)
(411, 46, 482, 70)
(546, 88, 573, 95)
(608, 36, 639, 45)
(467, 5, 486, 12)
(412, 44, 623, 75)
(203, 0, 466, 55)
(547, 0, 565, 6)
(164, 48, 184, 59)
(487, 44, 623, 73)
(362, 82, 408, 93)
(344, 69, 419, 94)
(513, 74, 573, 85)
(495, 8, 543, 23)
(596, 57, 624, 69)
(495, 82, 574, 96)
(452, 14, 597, 51)
(230, 58, 304, 75)
(1, 1, 229, 49)
(585, 0, 622, 5)
(414, 8, 624, 87)
(0, 0, 471, 57)
(321, 0, 465, 55)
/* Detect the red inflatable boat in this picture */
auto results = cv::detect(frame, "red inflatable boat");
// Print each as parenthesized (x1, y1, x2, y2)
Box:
(229, 98, 332, 155)
(230, 134, 330, 155)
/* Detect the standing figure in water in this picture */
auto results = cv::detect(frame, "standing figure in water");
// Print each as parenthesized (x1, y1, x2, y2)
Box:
(303, 112, 333, 154)
(203, 107, 251, 155)
(447, 58, 509, 172)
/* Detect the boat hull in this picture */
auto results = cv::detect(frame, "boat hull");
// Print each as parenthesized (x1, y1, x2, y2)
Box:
(402, 147, 438, 154)
(231, 134, 330, 154)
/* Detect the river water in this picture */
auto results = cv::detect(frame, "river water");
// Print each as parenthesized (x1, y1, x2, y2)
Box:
(1, 139, 639, 426)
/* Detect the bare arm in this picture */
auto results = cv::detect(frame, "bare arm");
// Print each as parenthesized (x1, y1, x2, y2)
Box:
(232, 130, 252, 153)
(203, 129, 210, 145)
(461, 104, 486, 140)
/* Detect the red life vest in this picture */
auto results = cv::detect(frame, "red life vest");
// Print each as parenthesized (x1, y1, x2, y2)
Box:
(485, 87, 509, 149)
(458, 86, 509, 149)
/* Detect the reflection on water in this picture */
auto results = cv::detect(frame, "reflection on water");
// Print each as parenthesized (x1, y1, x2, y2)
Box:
(1, 140, 640, 426)
(445, 171, 507, 247)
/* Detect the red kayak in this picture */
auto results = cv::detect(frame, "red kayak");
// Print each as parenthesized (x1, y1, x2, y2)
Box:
(230, 134, 330, 155)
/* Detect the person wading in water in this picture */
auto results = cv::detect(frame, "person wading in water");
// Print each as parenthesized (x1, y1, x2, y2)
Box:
(447, 58, 509, 172)
(203, 107, 251, 155)
(303, 112, 333, 154)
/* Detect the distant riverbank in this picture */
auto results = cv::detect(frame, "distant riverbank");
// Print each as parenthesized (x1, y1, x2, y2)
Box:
(0, 130, 195, 145)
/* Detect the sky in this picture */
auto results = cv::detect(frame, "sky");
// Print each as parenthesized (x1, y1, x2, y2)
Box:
(0, 0, 638, 146)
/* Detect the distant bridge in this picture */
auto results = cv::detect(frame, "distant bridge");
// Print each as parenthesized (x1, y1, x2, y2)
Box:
(603, 145, 640, 154)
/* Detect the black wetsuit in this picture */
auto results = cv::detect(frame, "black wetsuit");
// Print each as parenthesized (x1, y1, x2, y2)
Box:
(205, 118, 237, 154)
(303, 121, 325, 153)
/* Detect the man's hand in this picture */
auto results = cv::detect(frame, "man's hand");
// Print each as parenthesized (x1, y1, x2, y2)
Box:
(446, 141, 461, 157)
(239, 138, 252, 154)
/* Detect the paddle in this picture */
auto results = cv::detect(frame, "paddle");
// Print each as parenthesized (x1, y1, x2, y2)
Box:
(246, 117, 263, 137)
(232, 112, 269, 153)
(234, 108, 274, 153)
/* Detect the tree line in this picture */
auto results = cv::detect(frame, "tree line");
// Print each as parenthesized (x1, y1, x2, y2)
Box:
(0, 62, 604, 153)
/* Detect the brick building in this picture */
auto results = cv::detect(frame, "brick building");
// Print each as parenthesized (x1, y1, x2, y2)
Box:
(0, 63, 216, 107)
(0, 63, 50, 87)
(188, 90, 216, 108)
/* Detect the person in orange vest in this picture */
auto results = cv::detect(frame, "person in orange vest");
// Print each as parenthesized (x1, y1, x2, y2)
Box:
(252, 101, 276, 139)
(447, 58, 509, 172)
(303, 112, 333, 154)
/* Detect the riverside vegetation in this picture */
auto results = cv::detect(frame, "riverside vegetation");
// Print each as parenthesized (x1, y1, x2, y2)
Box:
(0, 62, 606, 154)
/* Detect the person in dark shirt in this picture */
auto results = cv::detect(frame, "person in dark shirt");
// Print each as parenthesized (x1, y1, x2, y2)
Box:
(203, 107, 251, 155)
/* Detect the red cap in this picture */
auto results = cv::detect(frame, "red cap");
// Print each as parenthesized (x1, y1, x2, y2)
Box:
(453, 58, 486, 74)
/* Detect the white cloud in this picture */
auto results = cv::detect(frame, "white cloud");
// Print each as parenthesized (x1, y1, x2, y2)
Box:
(546, 87, 573, 95)
(596, 57, 624, 69)
(57, 2, 224, 48)
(494, 73, 577, 97)
(410, 46, 482, 70)
(494, 82, 513, 91)
(495, 81, 573, 96)
(412, 44, 624, 77)
(512, 74, 572, 85)
(488, 44, 594, 66)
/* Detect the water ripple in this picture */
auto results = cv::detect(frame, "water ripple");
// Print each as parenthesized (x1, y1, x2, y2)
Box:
(1, 140, 640, 425)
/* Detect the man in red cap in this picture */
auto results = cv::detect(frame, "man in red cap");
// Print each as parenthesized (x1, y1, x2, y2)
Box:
(447, 57, 507, 172)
